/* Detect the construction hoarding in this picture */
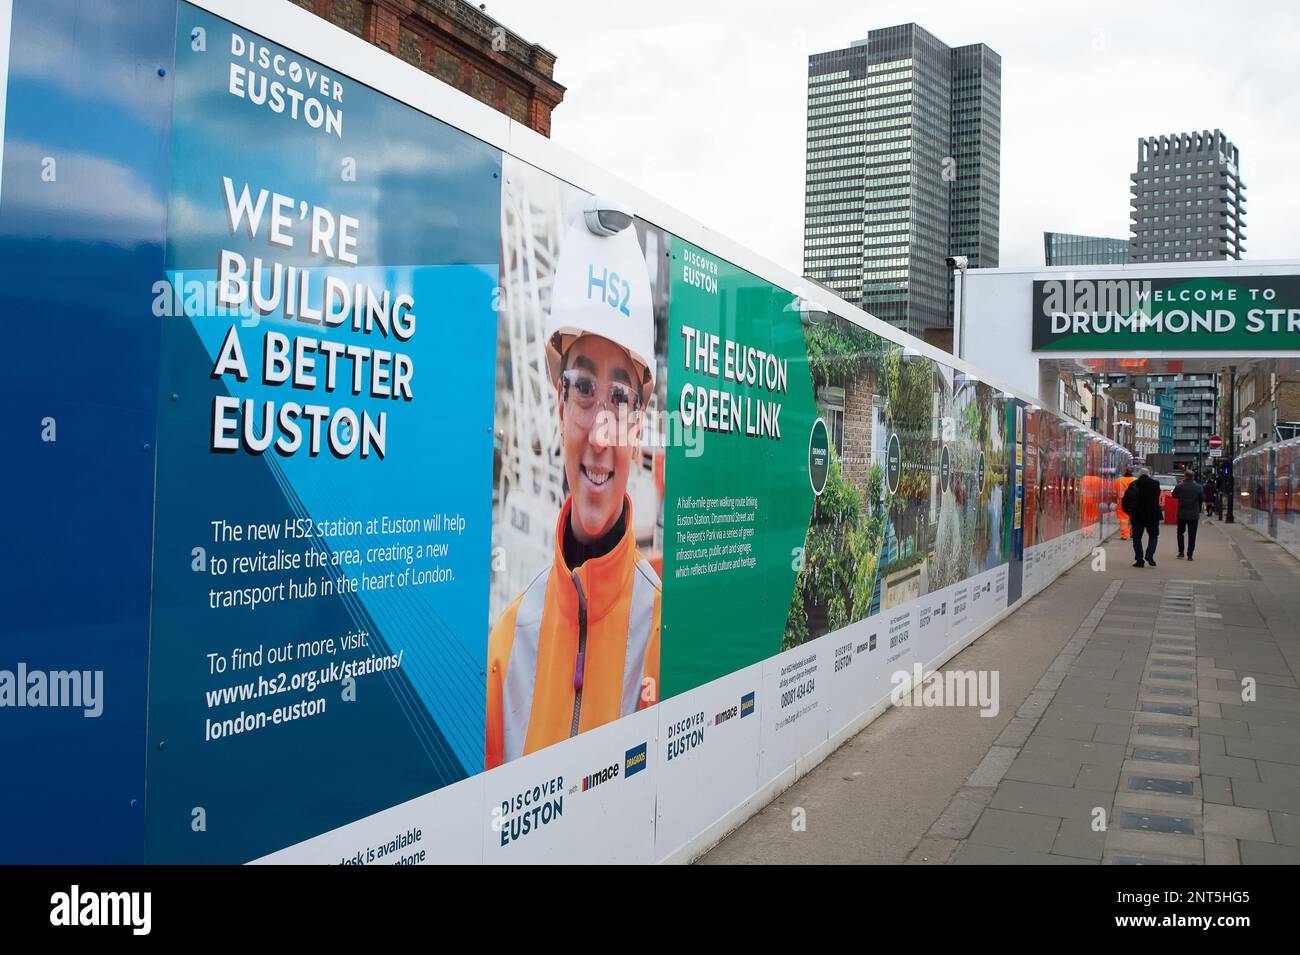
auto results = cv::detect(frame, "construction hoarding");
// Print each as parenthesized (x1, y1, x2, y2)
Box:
(1, 0, 1128, 864)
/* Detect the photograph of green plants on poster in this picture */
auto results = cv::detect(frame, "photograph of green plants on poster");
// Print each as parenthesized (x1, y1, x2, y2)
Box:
(785, 314, 1012, 650)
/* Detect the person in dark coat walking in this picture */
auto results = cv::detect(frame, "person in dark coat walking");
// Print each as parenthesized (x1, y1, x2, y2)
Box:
(1126, 468, 1163, 567)
(1172, 470, 1205, 560)
(1204, 476, 1218, 521)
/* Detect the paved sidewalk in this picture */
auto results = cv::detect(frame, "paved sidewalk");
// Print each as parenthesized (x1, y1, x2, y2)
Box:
(700, 519, 1300, 865)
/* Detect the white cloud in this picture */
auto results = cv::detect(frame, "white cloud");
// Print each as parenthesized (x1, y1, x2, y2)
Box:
(2, 140, 164, 244)
(9, 4, 170, 111)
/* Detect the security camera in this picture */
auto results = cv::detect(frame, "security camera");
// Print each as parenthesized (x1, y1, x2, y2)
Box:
(783, 287, 828, 325)
(583, 196, 634, 236)
(788, 291, 829, 325)
(945, 255, 969, 270)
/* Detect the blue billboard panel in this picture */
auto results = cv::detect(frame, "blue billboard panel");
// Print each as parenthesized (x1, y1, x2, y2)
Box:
(0, 0, 176, 864)
(143, 4, 502, 863)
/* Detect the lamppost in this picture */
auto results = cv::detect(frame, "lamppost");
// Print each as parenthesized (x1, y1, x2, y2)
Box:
(1227, 365, 1236, 524)
(946, 255, 969, 359)
(1198, 391, 1204, 476)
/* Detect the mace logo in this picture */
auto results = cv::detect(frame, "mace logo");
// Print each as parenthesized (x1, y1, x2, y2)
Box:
(624, 742, 647, 778)
(50, 885, 151, 935)
(580, 760, 620, 793)
(740, 691, 756, 717)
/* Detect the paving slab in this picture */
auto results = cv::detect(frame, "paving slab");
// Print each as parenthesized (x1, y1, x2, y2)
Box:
(1104, 828, 1204, 863)
(1269, 811, 1300, 848)
(968, 808, 1062, 852)
(1201, 775, 1234, 806)
(904, 837, 961, 865)
(1258, 761, 1300, 787)
(1230, 778, 1300, 813)
(1052, 817, 1107, 861)
(1239, 841, 1300, 864)
(1202, 803, 1273, 842)
(952, 843, 1092, 865)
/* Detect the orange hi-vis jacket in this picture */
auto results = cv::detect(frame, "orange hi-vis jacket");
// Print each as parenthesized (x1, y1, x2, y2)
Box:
(1116, 475, 1135, 538)
(486, 496, 660, 769)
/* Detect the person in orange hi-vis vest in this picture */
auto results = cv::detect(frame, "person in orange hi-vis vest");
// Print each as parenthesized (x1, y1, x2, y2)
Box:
(1116, 468, 1135, 540)
(486, 209, 661, 770)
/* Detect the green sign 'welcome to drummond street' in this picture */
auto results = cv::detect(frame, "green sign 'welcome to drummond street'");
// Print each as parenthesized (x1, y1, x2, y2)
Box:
(1032, 275, 1300, 351)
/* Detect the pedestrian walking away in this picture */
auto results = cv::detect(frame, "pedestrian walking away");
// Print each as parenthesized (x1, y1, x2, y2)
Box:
(1172, 469, 1204, 560)
(1124, 468, 1163, 567)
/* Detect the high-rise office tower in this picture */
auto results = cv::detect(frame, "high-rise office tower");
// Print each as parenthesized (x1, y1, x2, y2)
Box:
(803, 23, 1000, 337)
(1142, 374, 1218, 465)
(1128, 130, 1246, 263)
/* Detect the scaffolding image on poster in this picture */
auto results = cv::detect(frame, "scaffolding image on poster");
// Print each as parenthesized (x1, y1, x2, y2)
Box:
(487, 156, 670, 769)
(145, 5, 502, 863)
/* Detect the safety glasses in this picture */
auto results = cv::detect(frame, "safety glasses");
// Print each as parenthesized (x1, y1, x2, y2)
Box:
(561, 369, 642, 430)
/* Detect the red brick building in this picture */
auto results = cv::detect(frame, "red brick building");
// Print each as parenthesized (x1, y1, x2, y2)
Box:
(291, 0, 565, 136)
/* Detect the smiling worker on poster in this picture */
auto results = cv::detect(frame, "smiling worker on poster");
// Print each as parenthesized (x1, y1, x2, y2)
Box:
(486, 207, 662, 768)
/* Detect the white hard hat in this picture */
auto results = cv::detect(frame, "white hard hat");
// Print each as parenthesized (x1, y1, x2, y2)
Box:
(545, 214, 655, 401)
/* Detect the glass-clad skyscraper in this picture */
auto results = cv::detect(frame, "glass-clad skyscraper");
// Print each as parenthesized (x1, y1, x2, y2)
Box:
(1043, 231, 1129, 266)
(803, 23, 1000, 338)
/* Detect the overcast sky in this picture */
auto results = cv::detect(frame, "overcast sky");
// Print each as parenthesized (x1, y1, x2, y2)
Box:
(487, 0, 1299, 275)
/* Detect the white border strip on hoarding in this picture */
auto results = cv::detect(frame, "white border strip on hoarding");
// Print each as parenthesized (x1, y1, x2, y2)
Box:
(189, 0, 1114, 438)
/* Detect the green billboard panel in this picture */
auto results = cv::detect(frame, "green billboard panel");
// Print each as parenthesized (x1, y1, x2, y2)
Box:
(660, 241, 817, 697)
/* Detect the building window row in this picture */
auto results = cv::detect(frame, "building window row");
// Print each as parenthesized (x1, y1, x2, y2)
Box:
(807, 116, 866, 131)
(867, 58, 912, 74)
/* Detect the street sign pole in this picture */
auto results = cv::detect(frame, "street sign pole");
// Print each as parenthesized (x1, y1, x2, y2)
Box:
(1227, 367, 1236, 524)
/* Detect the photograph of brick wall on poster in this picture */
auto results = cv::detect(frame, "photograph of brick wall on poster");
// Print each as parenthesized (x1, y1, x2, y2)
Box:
(769, 311, 1014, 672)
